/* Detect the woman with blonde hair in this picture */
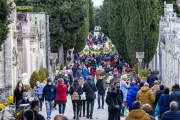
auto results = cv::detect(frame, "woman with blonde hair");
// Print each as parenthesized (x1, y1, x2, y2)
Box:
(54, 78, 67, 114)
(13, 81, 26, 105)
(142, 104, 155, 120)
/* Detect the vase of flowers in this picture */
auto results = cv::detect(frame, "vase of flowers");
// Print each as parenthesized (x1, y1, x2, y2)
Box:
(0, 104, 5, 120)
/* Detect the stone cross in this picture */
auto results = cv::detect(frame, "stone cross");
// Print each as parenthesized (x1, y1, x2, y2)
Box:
(136, 52, 144, 76)
(50, 53, 58, 77)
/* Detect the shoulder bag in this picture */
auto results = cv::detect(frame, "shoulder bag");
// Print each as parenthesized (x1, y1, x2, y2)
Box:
(173, 92, 180, 101)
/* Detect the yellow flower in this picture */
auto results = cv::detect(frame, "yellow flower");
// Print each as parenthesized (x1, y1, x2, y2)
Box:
(17, 112, 20, 116)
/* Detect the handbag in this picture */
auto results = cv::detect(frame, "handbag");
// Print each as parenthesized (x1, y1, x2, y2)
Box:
(155, 104, 160, 117)
(111, 97, 120, 109)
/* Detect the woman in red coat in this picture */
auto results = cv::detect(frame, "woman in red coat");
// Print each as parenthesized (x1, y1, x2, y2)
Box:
(54, 78, 67, 114)
(125, 65, 130, 74)
(90, 67, 95, 77)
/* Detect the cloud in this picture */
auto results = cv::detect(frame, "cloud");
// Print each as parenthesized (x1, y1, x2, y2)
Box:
(93, 0, 103, 6)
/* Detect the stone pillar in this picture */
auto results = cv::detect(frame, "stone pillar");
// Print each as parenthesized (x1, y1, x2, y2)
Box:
(59, 45, 64, 65)
(50, 53, 58, 77)
(136, 52, 144, 76)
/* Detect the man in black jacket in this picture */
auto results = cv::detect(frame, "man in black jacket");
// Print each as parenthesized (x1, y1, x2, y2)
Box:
(117, 62, 123, 75)
(96, 73, 105, 109)
(30, 100, 45, 120)
(83, 76, 97, 119)
(16, 92, 30, 110)
(147, 70, 158, 88)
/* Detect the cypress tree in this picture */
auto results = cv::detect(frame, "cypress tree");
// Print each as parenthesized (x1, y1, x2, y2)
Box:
(89, 0, 95, 31)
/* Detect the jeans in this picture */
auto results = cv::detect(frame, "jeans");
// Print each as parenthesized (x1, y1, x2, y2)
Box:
(72, 100, 80, 117)
(108, 109, 118, 120)
(98, 93, 105, 107)
(45, 100, 54, 119)
(83, 77, 86, 81)
(86, 99, 95, 117)
(59, 104, 66, 114)
(97, 61, 100, 67)
(149, 111, 154, 116)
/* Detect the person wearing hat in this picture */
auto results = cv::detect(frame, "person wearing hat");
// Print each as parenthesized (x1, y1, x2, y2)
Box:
(126, 82, 139, 112)
(42, 78, 57, 120)
(120, 74, 130, 107)
(83, 76, 97, 119)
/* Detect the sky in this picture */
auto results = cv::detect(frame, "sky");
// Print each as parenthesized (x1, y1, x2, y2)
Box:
(93, 0, 103, 6)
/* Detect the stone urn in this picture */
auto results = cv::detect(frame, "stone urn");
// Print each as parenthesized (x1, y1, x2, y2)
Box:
(0, 109, 5, 120)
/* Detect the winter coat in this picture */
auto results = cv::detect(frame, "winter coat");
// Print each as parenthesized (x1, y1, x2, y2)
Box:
(125, 109, 151, 120)
(136, 86, 155, 111)
(13, 89, 26, 104)
(16, 99, 30, 110)
(125, 67, 130, 74)
(147, 73, 158, 88)
(68, 73, 73, 86)
(117, 87, 123, 105)
(159, 94, 170, 112)
(42, 84, 57, 101)
(113, 70, 120, 77)
(55, 82, 67, 102)
(85, 59, 88, 65)
(96, 70, 102, 80)
(72, 66, 78, 77)
(81, 69, 89, 78)
(161, 110, 180, 120)
(33, 85, 43, 98)
(67, 56, 71, 61)
(91, 60, 96, 66)
(90, 75, 95, 82)
(170, 88, 180, 111)
(54, 74, 68, 86)
(77, 69, 82, 78)
(105, 67, 112, 74)
(83, 80, 97, 99)
(126, 85, 139, 107)
(90, 70, 95, 77)
(96, 55, 100, 62)
(154, 90, 164, 105)
(68, 82, 83, 100)
(106, 90, 119, 109)
(117, 64, 123, 73)
(96, 78, 105, 95)
(120, 80, 129, 101)
(151, 85, 160, 95)
(110, 57, 114, 63)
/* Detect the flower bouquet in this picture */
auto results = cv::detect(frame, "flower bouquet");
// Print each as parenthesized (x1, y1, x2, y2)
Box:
(8, 109, 27, 120)
(0, 103, 5, 120)
(6, 96, 14, 104)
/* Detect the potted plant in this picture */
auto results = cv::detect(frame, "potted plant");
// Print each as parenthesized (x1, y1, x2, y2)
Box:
(6, 96, 15, 111)
(0, 103, 5, 120)
(139, 69, 151, 82)
(60, 63, 64, 72)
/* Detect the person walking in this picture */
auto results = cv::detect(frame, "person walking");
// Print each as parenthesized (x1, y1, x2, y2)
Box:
(79, 77, 86, 118)
(77, 67, 82, 79)
(96, 54, 101, 67)
(169, 84, 180, 111)
(125, 65, 130, 74)
(117, 62, 123, 75)
(120, 74, 130, 107)
(14, 81, 26, 106)
(96, 73, 105, 109)
(150, 80, 160, 95)
(84, 59, 89, 69)
(69, 79, 83, 120)
(96, 68, 102, 80)
(126, 82, 139, 112)
(106, 85, 120, 120)
(136, 83, 155, 116)
(33, 81, 43, 111)
(42, 78, 57, 120)
(158, 87, 170, 119)
(115, 82, 123, 120)
(81, 66, 89, 81)
(72, 64, 78, 78)
(54, 78, 67, 115)
(142, 104, 155, 120)
(154, 85, 164, 106)
(147, 70, 158, 88)
(126, 101, 150, 120)
(90, 67, 95, 78)
(161, 101, 180, 120)
(83, 76, 97, 119)
(67, 70, 73, 86)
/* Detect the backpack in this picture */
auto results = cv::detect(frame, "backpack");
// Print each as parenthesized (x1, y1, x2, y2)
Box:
(71, 85, 80, 100)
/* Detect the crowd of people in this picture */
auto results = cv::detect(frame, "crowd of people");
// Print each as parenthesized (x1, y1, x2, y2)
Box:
(12, 52, 180, 120)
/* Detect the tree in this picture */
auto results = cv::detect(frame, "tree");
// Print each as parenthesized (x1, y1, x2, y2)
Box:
(0, 0, 12, 51)
(32, 0, 87, 57)
(38, 67, 46, 82)
(29, 71, 41, 89)
(94, 8, 100, 26)
(89, 0, 95, 31)
(43, 67, 49, 78)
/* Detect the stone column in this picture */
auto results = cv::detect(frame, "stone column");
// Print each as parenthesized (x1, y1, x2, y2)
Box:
(59, 45, 64, 65)
(136, 52, 144, 76)
(50, 53, 58, 77)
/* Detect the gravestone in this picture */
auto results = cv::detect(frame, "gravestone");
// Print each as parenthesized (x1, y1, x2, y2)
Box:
(136, 52, 144, 76)
(50, 53, 58, 77)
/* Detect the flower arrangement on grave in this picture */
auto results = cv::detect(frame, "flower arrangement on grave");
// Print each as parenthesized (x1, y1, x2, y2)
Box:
(139, 69, 150, 80)
(103, 72, 113, 84)
(6, 96, 14, 104)
(43, 80, 47, 83)
(0, 104, 5, 111)
(9, 109, 27, 120)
